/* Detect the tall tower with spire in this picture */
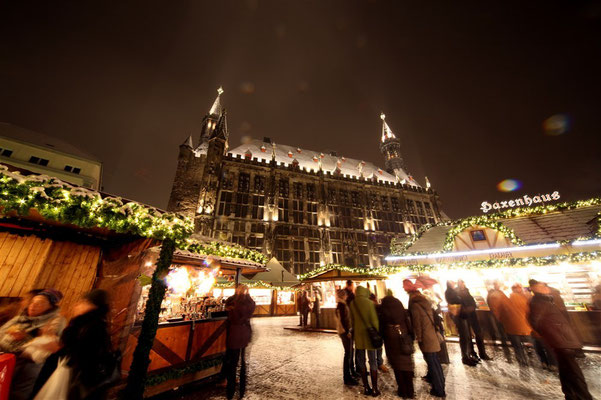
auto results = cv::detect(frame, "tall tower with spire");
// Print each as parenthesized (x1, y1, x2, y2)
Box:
(167, 87, 229, 233)
(379, 113, 407, 174)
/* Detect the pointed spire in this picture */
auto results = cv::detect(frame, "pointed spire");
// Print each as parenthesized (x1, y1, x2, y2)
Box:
(425, 176, 431, 189)
(380, 112, 396, 143)
(209, 86, 224, 115)
(182, 135, 193, 148)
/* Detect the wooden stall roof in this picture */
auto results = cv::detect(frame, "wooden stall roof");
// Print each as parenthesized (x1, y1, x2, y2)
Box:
(147, 247, 268, 275)
(248, 257, 299, 287)
(301, 267, 387, 283)
(0, 163, 192, 242)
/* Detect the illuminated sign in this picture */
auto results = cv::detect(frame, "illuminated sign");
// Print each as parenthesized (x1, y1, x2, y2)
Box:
(480, 191, 560, 213)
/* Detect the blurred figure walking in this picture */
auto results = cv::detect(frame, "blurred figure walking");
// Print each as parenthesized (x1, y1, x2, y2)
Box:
(457, 279, 491, 361)
(529, 281, 592, 400)
(444, 281, 477, 366)
(33, 289, 119, 400)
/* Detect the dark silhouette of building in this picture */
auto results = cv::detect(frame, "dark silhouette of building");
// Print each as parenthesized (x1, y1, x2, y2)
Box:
(168, 89, 444, 274)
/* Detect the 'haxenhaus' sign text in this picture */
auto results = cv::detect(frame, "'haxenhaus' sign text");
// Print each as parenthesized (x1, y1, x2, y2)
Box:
(481, 191, 560, 213)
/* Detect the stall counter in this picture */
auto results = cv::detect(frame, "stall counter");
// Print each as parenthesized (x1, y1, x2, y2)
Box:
(122, 317, 227, 397)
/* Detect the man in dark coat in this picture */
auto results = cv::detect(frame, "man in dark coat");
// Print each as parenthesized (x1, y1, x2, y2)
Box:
(457, 279, 491, 361)
(444, 281, 477, 366)
(380, 289, 415, 399)
(224, 285, 256, 400)
(343, 280, 358, 377)
(528, 282, 592, 400)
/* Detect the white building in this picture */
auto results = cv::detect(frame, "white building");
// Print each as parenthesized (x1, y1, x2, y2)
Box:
(0, 122, 102, 189)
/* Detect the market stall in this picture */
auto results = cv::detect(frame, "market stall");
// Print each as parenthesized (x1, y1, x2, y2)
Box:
(298, 264, 388, 329)
(0, 164, 193, 398)
(120, 244, 267, 397)
(385, 198, 601, 345)
(212, 258, 299, 317)
(250, 257, 299, 316)
(0, 164, 269, 398)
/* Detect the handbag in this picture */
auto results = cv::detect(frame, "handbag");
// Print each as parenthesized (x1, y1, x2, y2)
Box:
(418, 303, 445, 344)
(352, 302, 383, 349)
(448, 304, 462, 317)
(391, 324, 414, 355)
(34, 357, 71, 400)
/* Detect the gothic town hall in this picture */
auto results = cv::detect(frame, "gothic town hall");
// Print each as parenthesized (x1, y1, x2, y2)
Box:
(168, 89, 444, 274)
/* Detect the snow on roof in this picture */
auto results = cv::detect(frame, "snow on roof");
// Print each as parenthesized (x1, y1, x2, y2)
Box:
(228, 138, 420, 187)
(402, 203, 601, 254)
(0, 122, 101, 162)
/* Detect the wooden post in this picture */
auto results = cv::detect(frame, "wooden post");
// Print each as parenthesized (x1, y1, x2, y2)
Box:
(121, 239, 175, 399)
(235, 267, 241, 288)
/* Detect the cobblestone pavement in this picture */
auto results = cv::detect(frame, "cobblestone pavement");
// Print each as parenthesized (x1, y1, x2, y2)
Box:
(163, 316, 601, 400)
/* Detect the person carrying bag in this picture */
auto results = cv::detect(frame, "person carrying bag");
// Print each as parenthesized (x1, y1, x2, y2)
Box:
(350, 286, 382, 396)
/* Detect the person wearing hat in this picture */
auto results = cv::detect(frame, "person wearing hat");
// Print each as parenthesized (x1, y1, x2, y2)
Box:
(0, 288, 66, 400)
(32, 289, 119, 400)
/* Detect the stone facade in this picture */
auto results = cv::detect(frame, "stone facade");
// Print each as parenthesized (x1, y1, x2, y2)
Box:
(168, 91, 444, 274)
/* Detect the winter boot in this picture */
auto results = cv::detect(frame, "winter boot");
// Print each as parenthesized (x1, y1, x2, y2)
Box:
(370, 370, 381, 397)
(361, 372, 373, 396)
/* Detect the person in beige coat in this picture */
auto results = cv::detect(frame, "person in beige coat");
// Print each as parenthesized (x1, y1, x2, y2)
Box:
(405, 280, 445, 398)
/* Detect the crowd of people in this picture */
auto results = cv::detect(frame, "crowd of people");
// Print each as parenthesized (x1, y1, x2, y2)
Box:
(0, 288, 119, 400)
(333, 278, 594, 400)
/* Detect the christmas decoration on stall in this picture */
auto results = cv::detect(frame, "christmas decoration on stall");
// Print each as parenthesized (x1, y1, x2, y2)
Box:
(122, 239, 176, 399)
(181, 239, 268, 264)
(213, 280, 297, 291)
(0, 167, 193, 241)
(300, 251, 601, 278)
(297, 263, 389, 281)
(442, 217, 524, 251)
(390, 197, 601, 256)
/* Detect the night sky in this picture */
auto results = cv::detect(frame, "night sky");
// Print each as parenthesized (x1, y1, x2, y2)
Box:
(1, 1, 600, 218)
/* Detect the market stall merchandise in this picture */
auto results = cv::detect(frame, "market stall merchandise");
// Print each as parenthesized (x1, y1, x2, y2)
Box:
(385, 198, 601, 345)
(299, 264, 387, 329)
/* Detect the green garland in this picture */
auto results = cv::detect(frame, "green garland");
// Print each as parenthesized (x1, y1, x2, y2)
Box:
(122, 239, 176, 399)
(297, 263, 388, 281)
(214, 280, 297, 291)
(299, 251, 601, 277)
(145, 354, 224, 386)
(0, 168, 193, 241)
(390, 197, 601, 256)
(181, 239, 268, 264)
(393, 251, 601, 273)
(442, 218, 524, 251)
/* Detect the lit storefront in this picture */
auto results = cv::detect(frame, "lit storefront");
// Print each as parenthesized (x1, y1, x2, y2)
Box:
(384, 198, 601, 345)
(299, 265, 388, 329)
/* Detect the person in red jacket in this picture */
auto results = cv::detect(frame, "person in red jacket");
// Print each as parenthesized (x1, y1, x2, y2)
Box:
(528, 281, 592, 400)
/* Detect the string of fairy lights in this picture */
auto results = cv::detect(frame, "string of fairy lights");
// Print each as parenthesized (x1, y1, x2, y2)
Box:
(0, 168, 267, 264)
(297, 251, 601, 280)
(391, 197, 601, 256)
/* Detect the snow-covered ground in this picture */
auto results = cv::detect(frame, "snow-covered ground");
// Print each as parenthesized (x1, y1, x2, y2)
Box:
(160, 316, 601, 400)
